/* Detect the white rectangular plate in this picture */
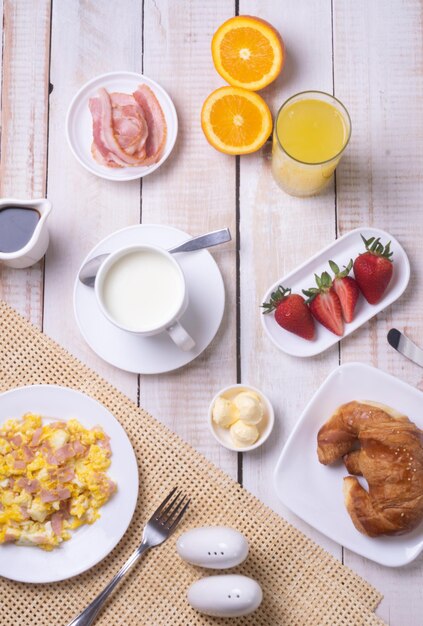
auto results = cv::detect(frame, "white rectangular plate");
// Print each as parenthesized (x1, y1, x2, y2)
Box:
(261, 228, 410, 357)
(273, 363, 423, 567)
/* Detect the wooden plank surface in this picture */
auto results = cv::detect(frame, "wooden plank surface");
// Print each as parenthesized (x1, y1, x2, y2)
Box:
(140, 0, 238, 477)
(0, 1, 422, 623)
(238, 0, 341, 559)
(0, 0, 50, 324)
(334, 1, 423, 623)
(44, 0, 142, 400)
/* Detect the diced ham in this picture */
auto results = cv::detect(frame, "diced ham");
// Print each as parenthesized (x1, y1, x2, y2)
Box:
(19, 506, 30, 520)
(72, 440, 87, 456)
(40, 487, 71, 503)
(106, 478, 117, 497)
(59, 500, 71, 520)
(22, 445, 35, 462)
(51, 512, 63, 536)
(13, 460, 26, 470)
(16, 477, 40, 493)
(97, 434, 111, 454)
(57, 467, 75, 483)
(133, 84, 167, 164)
(54, 443, 76, 464)
(57, 488, 71, 501)
(46, 452, 59, 466)
(30, 428, 42, 447)
(10, 434, 22, 446)
(40, 489, 58, 503)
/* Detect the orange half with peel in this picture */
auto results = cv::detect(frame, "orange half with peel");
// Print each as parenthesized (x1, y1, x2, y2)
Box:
(201, 86, 272, 155)
(212, 15, 285, 91)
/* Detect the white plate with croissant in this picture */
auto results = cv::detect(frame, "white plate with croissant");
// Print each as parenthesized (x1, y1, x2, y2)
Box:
(273, 362, 423, 567)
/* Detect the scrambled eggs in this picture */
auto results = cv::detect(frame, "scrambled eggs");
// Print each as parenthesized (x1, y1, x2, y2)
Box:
(0, 413, 116, 550)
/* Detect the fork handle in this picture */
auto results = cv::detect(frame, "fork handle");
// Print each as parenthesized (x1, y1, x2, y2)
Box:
(66, 542, 150, 626)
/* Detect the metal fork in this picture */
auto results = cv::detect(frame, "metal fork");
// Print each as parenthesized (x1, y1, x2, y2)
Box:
(67, 488, 190, 626)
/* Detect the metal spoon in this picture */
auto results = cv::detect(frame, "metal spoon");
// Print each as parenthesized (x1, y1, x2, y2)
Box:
(78, 227, 231, 287)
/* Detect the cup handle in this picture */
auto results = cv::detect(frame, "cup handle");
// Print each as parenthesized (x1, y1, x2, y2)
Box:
(166, 321, 195, 351)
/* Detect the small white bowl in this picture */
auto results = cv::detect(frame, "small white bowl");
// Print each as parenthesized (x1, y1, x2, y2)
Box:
(66, 71, 178, 181)
(208, 384, 275, 452)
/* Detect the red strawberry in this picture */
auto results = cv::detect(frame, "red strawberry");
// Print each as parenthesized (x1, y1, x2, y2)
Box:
(303, 272, 344, 336)
(261, 286, 315, 340)
(353, 235, 393, 304)
(328, 259, 360, 323)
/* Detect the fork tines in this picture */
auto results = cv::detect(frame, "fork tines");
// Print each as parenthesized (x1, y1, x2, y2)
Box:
(154, 487, 190, 530)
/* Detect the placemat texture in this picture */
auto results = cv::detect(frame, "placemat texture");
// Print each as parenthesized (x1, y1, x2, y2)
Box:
(0, 302, 385, 626)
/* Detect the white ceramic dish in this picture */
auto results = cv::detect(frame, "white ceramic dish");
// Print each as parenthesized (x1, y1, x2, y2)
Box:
(273, 363, 423, 567)
(74, 224, 225, 375)
(208, 384, 274, 452)
(66, 71, 178, 181)
(261, 228, 410, 357)
(0, 385, 139, 583)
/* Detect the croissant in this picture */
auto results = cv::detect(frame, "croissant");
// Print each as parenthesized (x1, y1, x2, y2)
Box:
(317, 401, 423, 537)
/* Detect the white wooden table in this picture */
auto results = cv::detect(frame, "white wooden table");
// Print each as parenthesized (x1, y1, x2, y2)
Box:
(1, 1, 422, 623)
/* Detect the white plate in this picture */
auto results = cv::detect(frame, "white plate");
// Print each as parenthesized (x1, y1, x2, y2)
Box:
(273, 363, 423, 567)
(73, 224, 225, 374)
(261, 228, 410, 357)
(0, 385, 139, 583)
(66, 71, 178, 181)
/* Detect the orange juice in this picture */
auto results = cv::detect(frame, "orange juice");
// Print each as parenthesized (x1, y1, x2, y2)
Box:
(271, 92, 351, 197)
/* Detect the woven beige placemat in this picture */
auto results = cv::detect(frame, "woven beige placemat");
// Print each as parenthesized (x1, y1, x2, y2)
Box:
(0, 301, 385, 626)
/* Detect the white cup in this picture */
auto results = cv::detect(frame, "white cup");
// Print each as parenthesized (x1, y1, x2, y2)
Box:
(95, 244, 195, 352)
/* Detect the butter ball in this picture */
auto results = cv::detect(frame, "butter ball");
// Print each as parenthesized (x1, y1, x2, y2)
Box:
(230, 421, 259, 448)
(212, 396, 238, 428)
(233, 392, 263, 426)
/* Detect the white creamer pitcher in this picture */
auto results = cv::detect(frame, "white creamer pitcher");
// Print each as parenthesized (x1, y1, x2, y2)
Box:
(0, 198, 52, 268)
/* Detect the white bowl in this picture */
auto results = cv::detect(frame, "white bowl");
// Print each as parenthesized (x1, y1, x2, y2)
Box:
(208, 384, 275, 452)
(66, 71, 178, 181)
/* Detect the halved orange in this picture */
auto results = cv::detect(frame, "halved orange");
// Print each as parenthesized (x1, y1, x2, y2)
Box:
(212, 15, 285, 91)
(201, 86, 272, 155)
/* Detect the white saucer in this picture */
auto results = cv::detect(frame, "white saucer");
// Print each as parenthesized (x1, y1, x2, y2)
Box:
(66, 71, 178, 181)
(73, 225, 225, 374)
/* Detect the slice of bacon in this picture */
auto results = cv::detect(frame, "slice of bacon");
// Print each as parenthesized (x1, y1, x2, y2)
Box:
(132, 84, 167, 164)
(110, 92, 148, 157)
(89, 85, 167, 169)
(89, 88, 146, 167)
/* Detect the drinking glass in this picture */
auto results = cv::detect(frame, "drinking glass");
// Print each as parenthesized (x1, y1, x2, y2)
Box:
(271, 90, 351, 197)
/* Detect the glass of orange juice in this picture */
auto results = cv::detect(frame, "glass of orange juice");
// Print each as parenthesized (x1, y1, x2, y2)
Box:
(271, 91, 351, 197)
